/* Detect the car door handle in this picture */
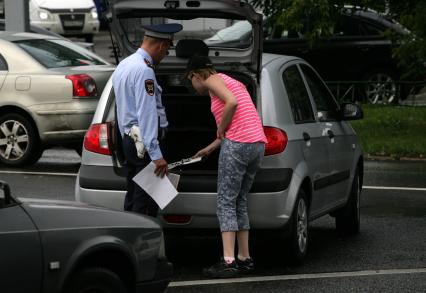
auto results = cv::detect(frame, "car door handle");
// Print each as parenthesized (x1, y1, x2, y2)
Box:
(327, 130, 335, 139)
(303, 132, 311, 141)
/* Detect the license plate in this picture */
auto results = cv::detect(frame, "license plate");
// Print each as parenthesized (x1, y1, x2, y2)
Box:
(63, 20, 83, 27)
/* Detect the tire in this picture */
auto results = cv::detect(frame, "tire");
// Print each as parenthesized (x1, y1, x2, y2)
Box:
(0, 113, 42, 167)
(63, 267, 128, 293)
(287, 189, 309, 265)
(335, 170, 361, 236)
(363, 69, 398, 105)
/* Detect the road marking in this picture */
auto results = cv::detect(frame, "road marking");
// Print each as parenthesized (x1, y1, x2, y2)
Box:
(168, 268, 426, 287)
(0, 170, 77, 177)
(0, 170, 425, 192)
(364, 185, 426, 191)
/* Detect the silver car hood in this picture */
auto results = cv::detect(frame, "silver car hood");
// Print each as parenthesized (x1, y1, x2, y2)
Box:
(19, 198, 161, 231)
(107, 0, 262, 75)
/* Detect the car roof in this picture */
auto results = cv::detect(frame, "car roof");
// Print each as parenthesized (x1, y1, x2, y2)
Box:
(0, 31, 61, 41)
(342, 5, 409, 34)
(262, 53, 301, 67)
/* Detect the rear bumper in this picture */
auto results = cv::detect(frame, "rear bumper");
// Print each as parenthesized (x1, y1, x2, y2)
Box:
(77, 186, 292, 229)
(76, 165, 295, 229)
(78, 164, 293, 193)
(136, 260, 172, 293)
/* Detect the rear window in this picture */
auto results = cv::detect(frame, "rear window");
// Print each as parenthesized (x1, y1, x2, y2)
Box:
(13, 39, 107, 68)
(120, 17, 253, 49)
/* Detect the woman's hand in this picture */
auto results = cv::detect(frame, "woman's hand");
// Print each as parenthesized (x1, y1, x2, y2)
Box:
(193, 139, 222, 159)
(217, 128, 225, 139)
(193, 147, 210, 159)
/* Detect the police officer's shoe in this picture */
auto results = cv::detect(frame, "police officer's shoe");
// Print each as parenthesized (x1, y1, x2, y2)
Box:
(203, 258, 239, 279)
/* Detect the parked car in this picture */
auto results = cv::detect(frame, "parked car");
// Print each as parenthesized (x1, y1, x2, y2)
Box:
(29, 0, 99, 42)
(0, 180, 172, 293)
(0, 31, 114, 166)
(266, 7, 413, 104)
(76, 0, 364, 263)
(0, 19, 94, 50)
(207, 6, 412, 104)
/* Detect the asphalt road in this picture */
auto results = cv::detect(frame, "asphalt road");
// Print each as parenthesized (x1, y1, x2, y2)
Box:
(0, 149, 425, 292)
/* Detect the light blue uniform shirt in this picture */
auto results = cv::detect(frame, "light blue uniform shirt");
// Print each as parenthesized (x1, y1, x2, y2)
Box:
(112, 48, 168, 161)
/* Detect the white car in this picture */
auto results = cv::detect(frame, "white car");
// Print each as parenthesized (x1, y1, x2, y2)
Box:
(29, 0, 99, 42)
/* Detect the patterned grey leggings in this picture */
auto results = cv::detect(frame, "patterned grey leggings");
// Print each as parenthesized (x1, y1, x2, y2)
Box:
(217, 139, 265, 232)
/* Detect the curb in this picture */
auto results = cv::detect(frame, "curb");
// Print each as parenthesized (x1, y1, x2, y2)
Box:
(365, 155, 426, 162)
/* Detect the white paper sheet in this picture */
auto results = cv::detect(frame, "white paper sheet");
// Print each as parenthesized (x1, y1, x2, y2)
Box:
(168, 172, 181, 189)
(132, 162, 178, 210)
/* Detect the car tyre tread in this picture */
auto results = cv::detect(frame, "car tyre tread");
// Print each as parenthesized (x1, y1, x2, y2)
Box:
(335, 169, 361, 236)
(63, 267, 128, 293)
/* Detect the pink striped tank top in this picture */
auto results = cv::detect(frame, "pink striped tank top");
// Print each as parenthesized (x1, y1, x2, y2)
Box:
(210, 73, 267, 144)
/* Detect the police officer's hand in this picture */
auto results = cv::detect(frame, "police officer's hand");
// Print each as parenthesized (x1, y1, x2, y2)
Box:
(153, 158, 168, 178)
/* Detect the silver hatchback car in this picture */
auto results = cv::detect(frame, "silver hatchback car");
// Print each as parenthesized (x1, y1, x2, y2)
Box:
(76, 0, 364, 263)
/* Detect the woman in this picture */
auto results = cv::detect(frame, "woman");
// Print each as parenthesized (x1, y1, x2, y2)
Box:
(186, 55, 268, 278)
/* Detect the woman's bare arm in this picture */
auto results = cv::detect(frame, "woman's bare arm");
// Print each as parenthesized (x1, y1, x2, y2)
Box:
(205, 75, 238, 138)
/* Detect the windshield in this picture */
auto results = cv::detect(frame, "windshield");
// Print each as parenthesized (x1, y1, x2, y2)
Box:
(204, 20, 252, 45)
(13, 38, 107, 68)
(119, 17, 253, 49)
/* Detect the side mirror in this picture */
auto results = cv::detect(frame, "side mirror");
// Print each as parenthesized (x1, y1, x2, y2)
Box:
(340, 103, 364, 121)
(0, 180, 12, 206)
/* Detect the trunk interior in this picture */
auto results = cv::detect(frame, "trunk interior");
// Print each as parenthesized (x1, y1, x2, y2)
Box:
(109, 70, 256, 175)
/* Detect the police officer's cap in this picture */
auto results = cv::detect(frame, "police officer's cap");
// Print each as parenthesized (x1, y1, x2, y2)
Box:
(142, 23, 183, 45)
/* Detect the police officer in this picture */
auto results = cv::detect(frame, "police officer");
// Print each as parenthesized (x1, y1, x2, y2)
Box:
(112, 23, 183, 217)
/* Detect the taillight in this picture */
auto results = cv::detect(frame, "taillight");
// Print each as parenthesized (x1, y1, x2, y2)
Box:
(163, 215, 192, 224)
(264, 126, 288, 156)
(84, 123, 112, 155)
(66, 74, 98, 97)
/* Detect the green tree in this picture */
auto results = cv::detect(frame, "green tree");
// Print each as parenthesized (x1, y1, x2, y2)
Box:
(250, 0, 426, 80)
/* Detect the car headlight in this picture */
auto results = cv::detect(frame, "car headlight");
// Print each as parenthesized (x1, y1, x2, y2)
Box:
(38, 9, 50, 20)
(90, 8, 98, 19)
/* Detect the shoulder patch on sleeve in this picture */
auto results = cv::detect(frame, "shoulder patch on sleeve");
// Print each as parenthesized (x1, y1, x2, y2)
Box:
(145, 79, 155, 96)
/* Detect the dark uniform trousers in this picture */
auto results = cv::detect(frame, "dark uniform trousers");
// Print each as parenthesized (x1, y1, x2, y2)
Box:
(122, 129, 167, 217)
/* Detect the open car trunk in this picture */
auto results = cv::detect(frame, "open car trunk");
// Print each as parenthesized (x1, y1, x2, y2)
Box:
(104, 0, 263, 76)
(109, 70, 256, 179)
(102, 0, 263, 191)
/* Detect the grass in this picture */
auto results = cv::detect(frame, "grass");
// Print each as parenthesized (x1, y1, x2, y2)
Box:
(350, 104, 426, 159)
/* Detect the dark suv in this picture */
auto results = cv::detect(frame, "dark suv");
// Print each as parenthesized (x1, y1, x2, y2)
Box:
(206, 6, 410, 104)
(263, 7, 410, 104)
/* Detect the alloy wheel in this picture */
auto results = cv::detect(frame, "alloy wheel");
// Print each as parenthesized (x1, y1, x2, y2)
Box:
(366, 73, 397, 104)
(0, 120, 29, 161)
